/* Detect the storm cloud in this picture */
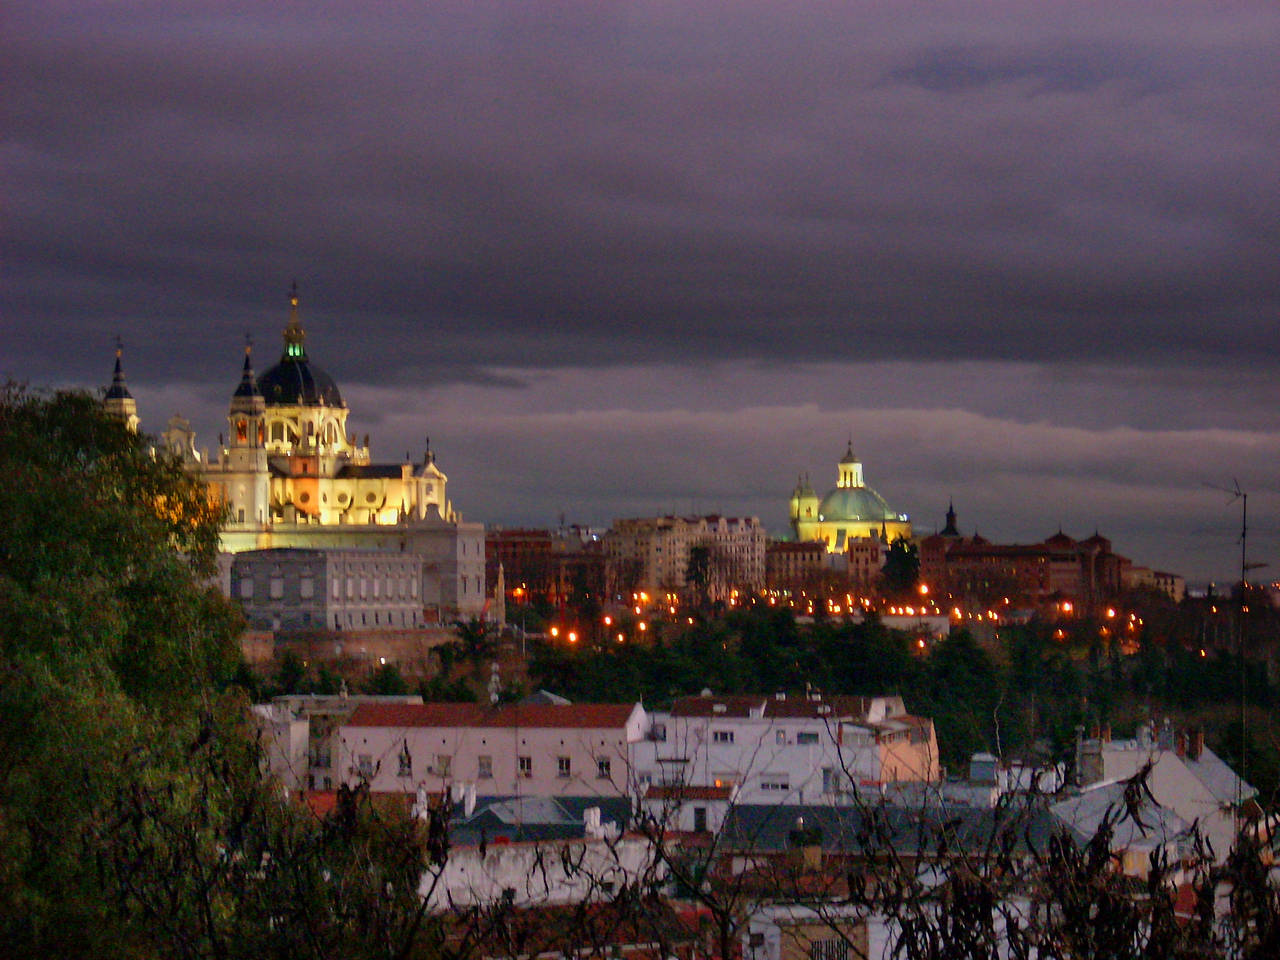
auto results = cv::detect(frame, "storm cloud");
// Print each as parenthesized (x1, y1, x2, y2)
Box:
(4, 1, 1278, 583)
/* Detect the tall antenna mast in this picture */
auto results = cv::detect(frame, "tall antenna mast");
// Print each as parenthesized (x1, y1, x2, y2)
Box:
(1205, 479, 1266, 807)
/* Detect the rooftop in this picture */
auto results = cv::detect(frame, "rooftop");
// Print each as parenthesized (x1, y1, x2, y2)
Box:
(346, 701, 641, 730)
(668, 693, 905, 723)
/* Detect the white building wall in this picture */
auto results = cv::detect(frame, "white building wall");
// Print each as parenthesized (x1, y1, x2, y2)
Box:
(422, 835, 657, 908)
(252, 704, 310, 792)
(339, 708, 645, 799)
(633, 710, 884, 804)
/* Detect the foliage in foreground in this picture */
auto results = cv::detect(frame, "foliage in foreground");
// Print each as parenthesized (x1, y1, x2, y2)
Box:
(0, 386, 442, 958)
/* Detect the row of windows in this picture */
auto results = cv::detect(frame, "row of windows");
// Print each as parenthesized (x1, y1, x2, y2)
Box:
(335, 576, 419, 601)
(239, 575, 422, 604)
(377, 750, 614, 781)
(777, 731, 821, 745)
(652, 726, 827, 746)
(264, 419, 342, 446)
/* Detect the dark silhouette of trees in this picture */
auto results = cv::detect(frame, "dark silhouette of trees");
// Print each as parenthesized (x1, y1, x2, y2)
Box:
(686, 545, 713, 610)
(455, 617, 496, 664)
(880, 536, 920, 598)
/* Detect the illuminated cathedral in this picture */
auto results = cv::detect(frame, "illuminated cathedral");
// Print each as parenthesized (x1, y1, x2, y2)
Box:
(106, 285, 492, 623)
(789, 443, 912, 553)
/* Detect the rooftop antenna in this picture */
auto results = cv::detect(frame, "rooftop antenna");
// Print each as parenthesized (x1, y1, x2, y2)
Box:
(1204, 479, 1268, 806)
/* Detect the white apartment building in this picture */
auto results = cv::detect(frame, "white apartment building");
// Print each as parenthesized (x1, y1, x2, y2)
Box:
(338, 701, 647, 799)
(633, 692, 939, 806)
(605, 514, 766, 598)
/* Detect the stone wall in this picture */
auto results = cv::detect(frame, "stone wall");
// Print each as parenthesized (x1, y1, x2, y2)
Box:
(241, 626, 458, 673)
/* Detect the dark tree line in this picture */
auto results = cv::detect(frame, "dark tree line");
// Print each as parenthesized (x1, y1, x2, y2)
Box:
(531, 602, 1280, 794)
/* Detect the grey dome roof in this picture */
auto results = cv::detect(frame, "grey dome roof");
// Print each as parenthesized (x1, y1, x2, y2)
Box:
(818, 486, 899, 523)
(258, 355, 343, 407)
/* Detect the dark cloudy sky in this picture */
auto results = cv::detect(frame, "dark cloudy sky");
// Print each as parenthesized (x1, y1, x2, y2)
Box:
(5, 1, 1279, 586)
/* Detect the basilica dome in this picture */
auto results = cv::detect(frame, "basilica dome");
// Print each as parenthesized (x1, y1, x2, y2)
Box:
(817, 486, 898, 523)
(790, 442, 912, 552)
(258, 356, 344, 407)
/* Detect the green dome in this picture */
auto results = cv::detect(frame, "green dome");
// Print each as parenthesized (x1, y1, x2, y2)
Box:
(817, 486, 901, 523)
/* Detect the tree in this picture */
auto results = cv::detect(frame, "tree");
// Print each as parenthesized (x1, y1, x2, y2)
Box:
(880, 536, 919, 598)
(0, 387, 450, 958)
(454, 617, 496, 664)
(274, 648, 309, 695)
(364, 661, 410, 696)
(92, 700, 453, 960)
(686, 545, 712, 610)
(0, 385, 241, 952)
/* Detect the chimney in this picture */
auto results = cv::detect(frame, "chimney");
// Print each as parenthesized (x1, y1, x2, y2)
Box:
(1188, 727, 1204, 761)
(1157, 718, 1175, 752)
(1100, 724, 1111, 744)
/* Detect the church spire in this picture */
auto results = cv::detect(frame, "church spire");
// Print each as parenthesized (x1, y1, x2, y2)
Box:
(105, 338, 132, 401)
(233, 334, 263, 399)
(941, 499, 959, 537)
(103, 338, 140, 432)
(283, 280, 306, 359)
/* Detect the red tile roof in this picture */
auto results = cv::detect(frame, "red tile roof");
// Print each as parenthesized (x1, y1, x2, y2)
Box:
(301, 790, 338, 819)
(299, 789, 419, 819)
(346, 701, 639, 730)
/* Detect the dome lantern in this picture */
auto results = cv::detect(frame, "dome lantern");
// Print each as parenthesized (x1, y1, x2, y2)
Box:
(283, 280, 306, 360)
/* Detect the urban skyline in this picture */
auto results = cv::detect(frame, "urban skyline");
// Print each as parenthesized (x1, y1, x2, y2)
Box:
(5, 1, 1279, 586)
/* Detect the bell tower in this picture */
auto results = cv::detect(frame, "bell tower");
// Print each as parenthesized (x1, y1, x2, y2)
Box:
(223, 338, 270, 527)
(103, 341, 140, 433)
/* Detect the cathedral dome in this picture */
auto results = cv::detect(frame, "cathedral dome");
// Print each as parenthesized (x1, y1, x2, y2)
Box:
(817, 486, 898, 523)
(258, 357, 343, 407)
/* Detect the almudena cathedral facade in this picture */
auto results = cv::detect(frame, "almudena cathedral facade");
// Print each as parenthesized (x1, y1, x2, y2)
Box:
(103, 285, 495, 630)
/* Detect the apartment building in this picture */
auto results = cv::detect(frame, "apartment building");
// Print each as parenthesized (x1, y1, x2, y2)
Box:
(337, 701, 647, 798)
(605, 514, 766, 599)
(633, 691, 939, 805)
